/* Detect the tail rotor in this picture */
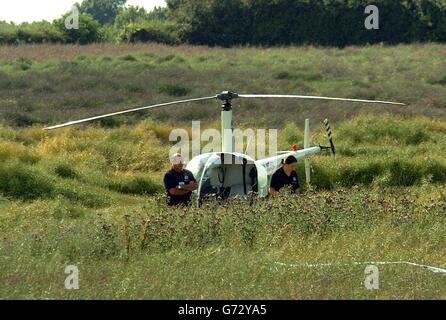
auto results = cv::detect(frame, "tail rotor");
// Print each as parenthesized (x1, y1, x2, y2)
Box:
(323, 119, 336, 155)
(304, 119, 312, 188)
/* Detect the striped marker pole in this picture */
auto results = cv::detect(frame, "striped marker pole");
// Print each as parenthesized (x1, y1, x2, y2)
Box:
(324, 119, 336, 155)
(304, 119, 311, 188)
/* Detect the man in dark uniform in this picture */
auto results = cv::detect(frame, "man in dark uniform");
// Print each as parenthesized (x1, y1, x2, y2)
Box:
(269, 155, 300, 195)
(164, 153, 198, 206)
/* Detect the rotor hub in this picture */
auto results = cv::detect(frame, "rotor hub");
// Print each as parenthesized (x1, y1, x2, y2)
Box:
(217, 91, 239, 102)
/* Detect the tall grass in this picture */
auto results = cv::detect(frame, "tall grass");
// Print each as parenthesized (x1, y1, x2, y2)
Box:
(0, 114, 444, 204)
(0, 161, 54, 200)
(0, 44, 445, 299)
(0, 115, 445, 299)
(0, 186, 445, 299)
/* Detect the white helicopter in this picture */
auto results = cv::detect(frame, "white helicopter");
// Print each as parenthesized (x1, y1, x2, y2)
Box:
(45, 91, 405, 205)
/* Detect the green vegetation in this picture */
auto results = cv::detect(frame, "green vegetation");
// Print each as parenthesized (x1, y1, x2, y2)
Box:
(0, 43, 445, 128)
(118, 20, 180, 44)
(0, 112, 445, 299)
(53, 14, 102, 45)
(79, 0, 127, 25)
(0, 43, 445, 299)
(167, 0, 446, 46)
(1, 0, 446, 46)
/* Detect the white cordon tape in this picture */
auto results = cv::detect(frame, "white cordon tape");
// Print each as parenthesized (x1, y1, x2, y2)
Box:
(275, 261, 446, 274)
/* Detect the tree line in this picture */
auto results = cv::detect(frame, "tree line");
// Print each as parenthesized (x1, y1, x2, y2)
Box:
(1, 0, 445, 47)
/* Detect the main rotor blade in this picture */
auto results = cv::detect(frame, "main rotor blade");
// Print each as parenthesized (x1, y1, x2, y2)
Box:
(44, 96, 217, 130)
(238, 94, 405, 106)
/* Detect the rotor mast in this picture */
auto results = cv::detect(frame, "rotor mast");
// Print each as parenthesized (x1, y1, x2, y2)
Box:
(217, 91, 239, 153)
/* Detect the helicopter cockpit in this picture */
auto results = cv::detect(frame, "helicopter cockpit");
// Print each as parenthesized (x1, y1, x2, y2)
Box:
(186, 152, 268, 205)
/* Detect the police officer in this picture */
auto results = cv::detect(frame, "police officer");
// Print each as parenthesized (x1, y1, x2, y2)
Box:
(164, 153, 198, 206)
(269, 155, 300, 195)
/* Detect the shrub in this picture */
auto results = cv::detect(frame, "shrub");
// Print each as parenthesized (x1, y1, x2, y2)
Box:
(338, 147, 355, 157)
(5, 112, 43, 127)
(0, 21, 65, 44)
(157, 83, 191, 97)
(424, 160, 446, 184)
(388, 159, 423, 186)
(0, 141, 40, 164)
(0, 162, 54, 200)
(430, 75, 446, 86)
(275, 71, 322, 81)
(108, 175, 162, 195)
(80, 0, 127, 25)
(119, 54, 138, 62)
(279, 123, 303, 149)
(98, 116, 128, 128)
(97, 137, 166, 173)
(338, 115, 430, 146)
(16, 21, 65, 43)
(0, 21, 18, 44)
(405, 128, 430, 145)
(135, 119, 174, 143)
(57, 184, 113, 208)
(301, 163, 334, 190)
(118, 20, 179, 44)
(15, 57, 33, 71)
(54, 14, 101, 44)
(114, 5, 152, 30)
(51, 197, 86, 219)
(54, 163, 78, 179)
(338, 162, 383, 187)
(275, 72, 291, 80)
(156, 53, 177, 63)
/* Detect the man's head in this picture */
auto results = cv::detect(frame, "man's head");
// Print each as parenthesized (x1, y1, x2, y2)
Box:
(170, 153, 184, 172)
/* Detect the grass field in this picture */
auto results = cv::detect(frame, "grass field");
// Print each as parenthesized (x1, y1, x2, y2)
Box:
(0, 43, 445, 127)
(0, 43, 445, 299)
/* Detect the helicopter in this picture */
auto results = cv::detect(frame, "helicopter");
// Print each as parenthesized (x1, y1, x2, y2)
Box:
(45, 91, 405, 205)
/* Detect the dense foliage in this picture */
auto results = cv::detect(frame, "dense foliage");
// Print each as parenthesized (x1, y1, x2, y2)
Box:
(0, 0, 445, 46)
(167, 0, 446, 46)
(79, 0, 127, 25)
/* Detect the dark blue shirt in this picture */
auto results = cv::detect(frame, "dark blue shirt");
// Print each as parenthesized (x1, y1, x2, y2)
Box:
(270, 167, 300, 193)
(164, 169, 196, 206)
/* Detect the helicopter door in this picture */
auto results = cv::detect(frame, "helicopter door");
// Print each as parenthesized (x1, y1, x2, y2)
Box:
(196, 154, 221, 205)
(217, 163, 256, 197)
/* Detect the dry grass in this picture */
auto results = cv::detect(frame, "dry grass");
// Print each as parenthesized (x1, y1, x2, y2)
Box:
(0, 43, 445, 128)
(0, 43, 213, 63)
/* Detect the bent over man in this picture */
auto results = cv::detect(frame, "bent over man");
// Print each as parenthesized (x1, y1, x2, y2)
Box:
(269, 155, 300, 195)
